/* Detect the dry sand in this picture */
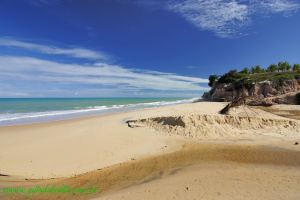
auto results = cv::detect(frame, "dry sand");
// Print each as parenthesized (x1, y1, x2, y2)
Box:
(1, 102, 300, 200)
(0, 110, 180, 179)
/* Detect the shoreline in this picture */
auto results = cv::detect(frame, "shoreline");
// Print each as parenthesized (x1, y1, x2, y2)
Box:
(0, 100, 201, 128)
(0, 98, 198, 127)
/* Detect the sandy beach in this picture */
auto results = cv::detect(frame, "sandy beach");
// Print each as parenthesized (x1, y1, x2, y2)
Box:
(2, 1, 300, 199)
(1, 102, 300, 200)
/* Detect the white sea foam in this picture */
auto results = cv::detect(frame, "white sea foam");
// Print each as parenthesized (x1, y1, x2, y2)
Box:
(0, 98, 199, 126)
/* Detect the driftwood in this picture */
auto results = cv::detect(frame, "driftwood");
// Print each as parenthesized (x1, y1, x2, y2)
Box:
(0, 173, 9, 177)
(125, 120, 142, 128)
(219, 96, 248, 115)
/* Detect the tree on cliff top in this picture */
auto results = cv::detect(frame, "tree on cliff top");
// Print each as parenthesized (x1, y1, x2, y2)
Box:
(240, 67, 250, 74)
(278, 61, 291, 72)
(218, 70, 243, 84)
(267, 64, 278, 72)
(251, 65, 264, 74)
(208, 61, 300, 87)
(208, 75, 219, 87)
(293, 64, 300, 72)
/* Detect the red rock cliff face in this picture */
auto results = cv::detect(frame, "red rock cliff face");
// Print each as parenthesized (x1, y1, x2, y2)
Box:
(202, 79, 300, 105)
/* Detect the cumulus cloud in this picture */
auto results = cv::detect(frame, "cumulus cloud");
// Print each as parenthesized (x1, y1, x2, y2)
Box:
(167, 0, 300, 37)
(0, 38, 109, 60)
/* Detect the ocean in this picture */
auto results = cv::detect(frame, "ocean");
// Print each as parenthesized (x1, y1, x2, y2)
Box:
(0, 97, 197, 126)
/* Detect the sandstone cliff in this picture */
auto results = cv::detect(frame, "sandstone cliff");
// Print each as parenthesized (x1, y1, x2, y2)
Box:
(202, 79, 300, 105)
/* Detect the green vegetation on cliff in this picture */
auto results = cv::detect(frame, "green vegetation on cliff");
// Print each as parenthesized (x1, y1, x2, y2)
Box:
(208, 61, 300, 88)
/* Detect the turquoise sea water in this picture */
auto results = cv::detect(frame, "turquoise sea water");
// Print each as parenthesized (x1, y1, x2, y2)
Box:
(0, 97, 197, 126)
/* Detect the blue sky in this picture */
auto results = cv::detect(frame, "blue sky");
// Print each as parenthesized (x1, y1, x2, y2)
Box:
(0, 0, 300, 97)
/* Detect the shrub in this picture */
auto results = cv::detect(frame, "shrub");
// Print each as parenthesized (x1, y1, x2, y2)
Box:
(243, 79, 254, 90)
(278, 61, 291, 72)
(251, 65, 264, 74)
(267, 64, 278, 72)
(293, 64, 300, 72)
(208, 75, 219, 87)
(240, 67, 250, 74)
(218, 70, 243, 84)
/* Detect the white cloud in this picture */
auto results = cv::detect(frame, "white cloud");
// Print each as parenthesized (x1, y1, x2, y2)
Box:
(167, 0, 300, 38)
(0, 38, 209, 97)
(168, 0, 249, 37)
(252, 0, 300, 13)
(0, 56, 208, 93)
(0, 38, 109, 60)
